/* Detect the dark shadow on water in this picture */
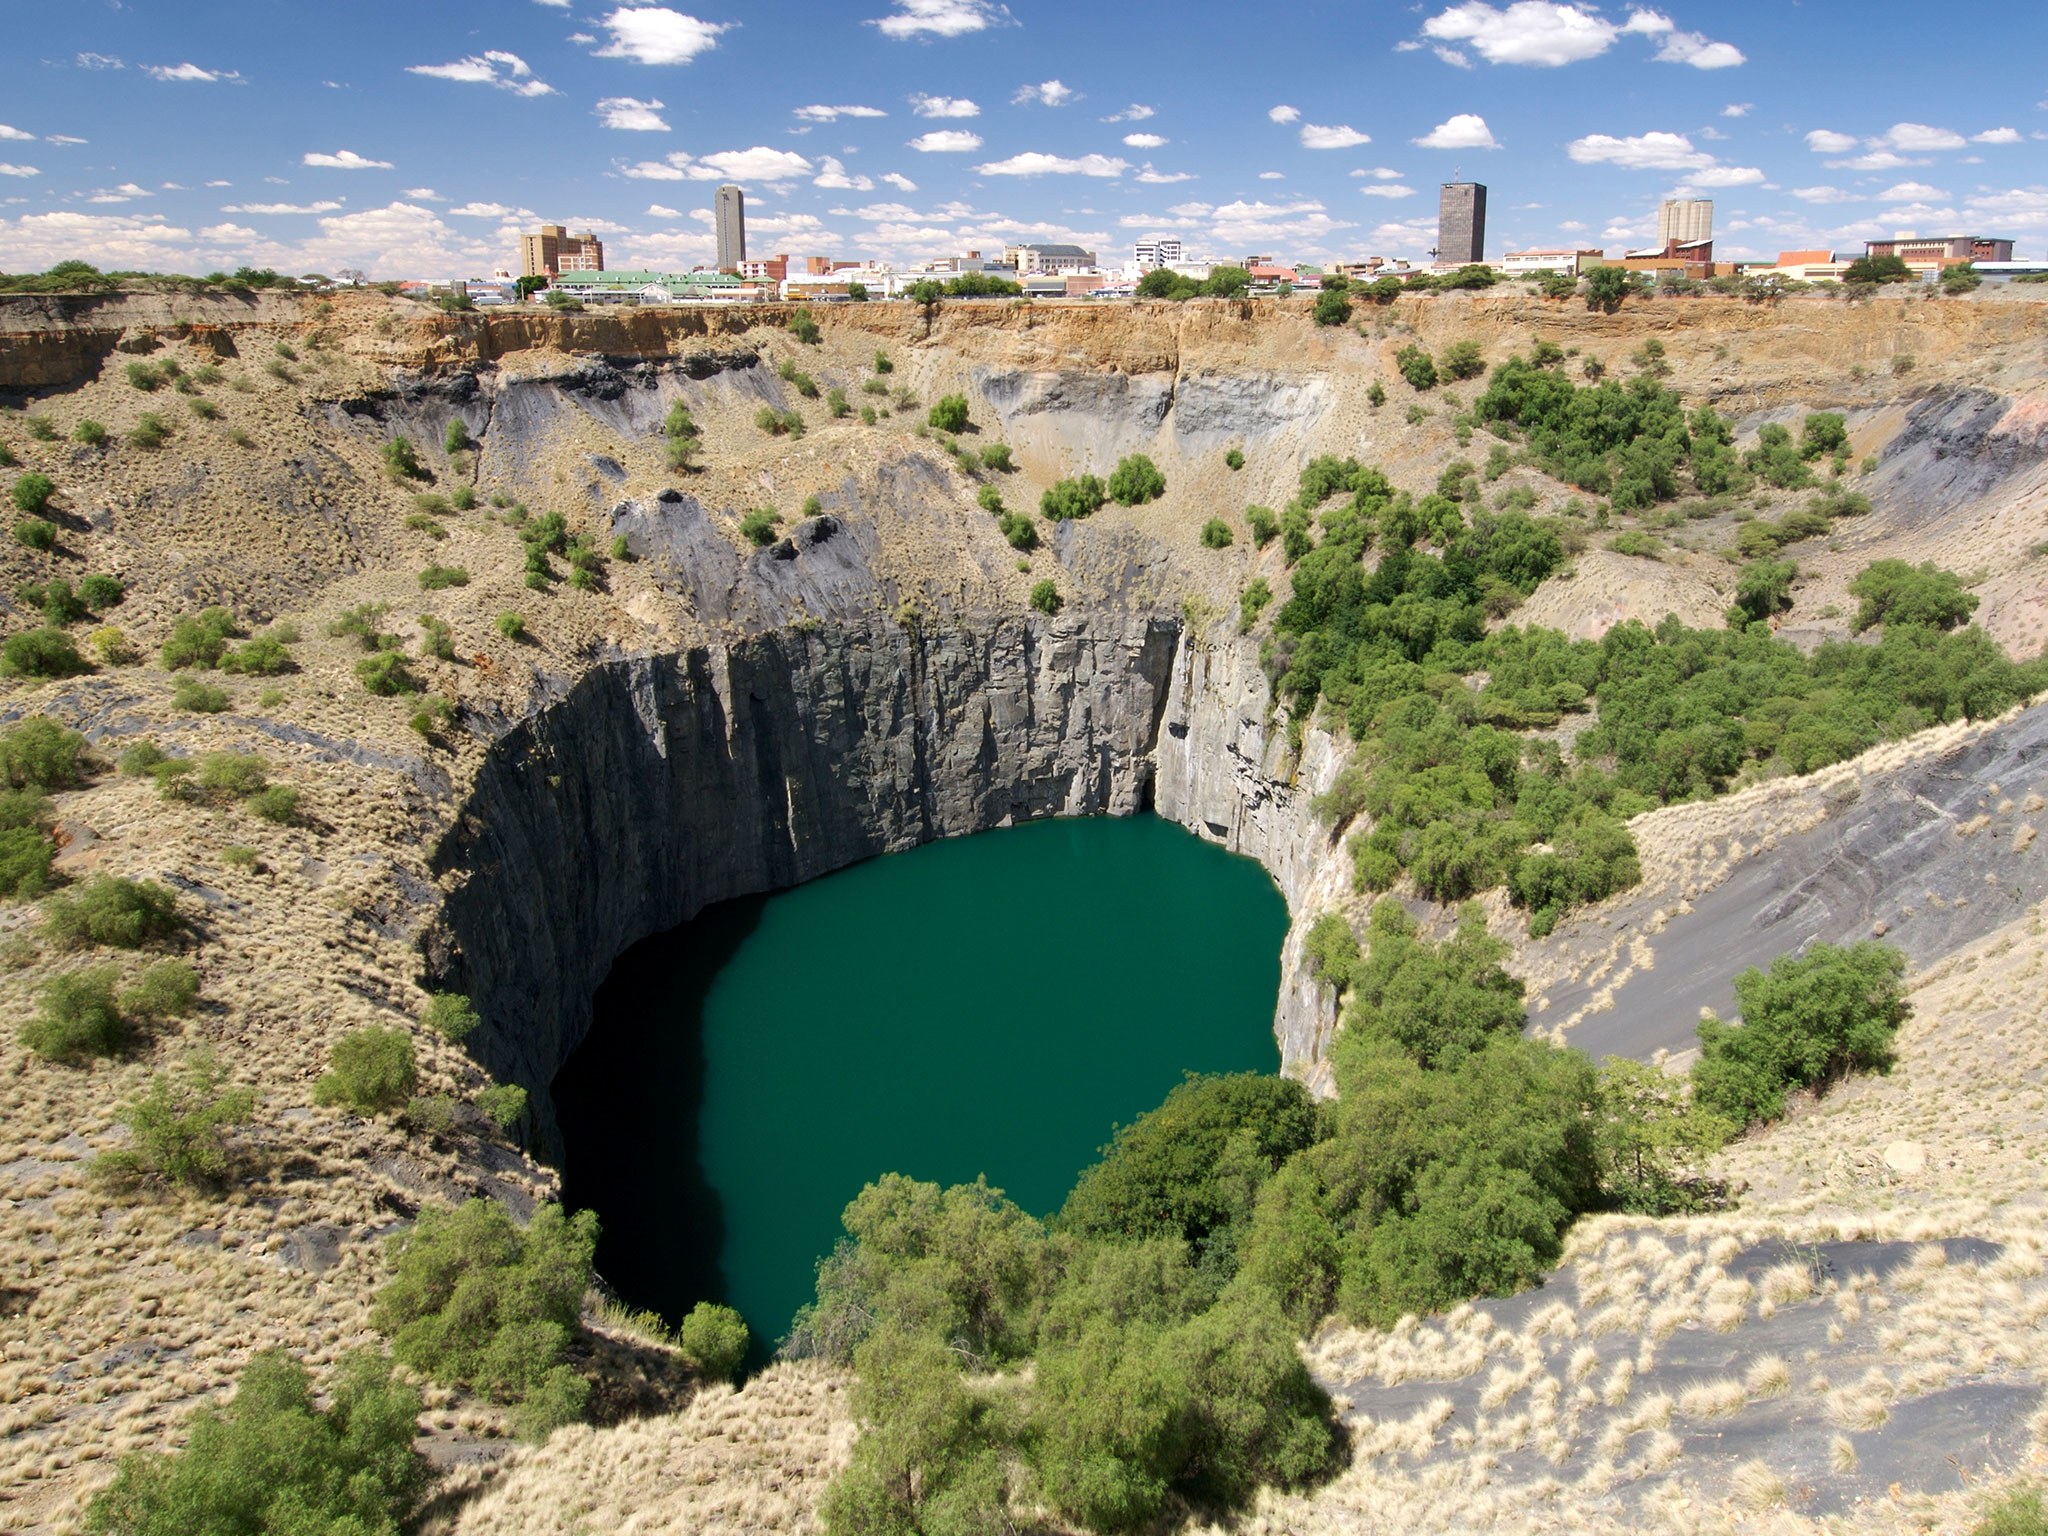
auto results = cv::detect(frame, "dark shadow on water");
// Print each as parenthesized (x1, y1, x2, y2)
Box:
(554, 892, 767, 1343)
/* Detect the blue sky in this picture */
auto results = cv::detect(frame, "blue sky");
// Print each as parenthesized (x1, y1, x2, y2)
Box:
(2, 0, 2044, 277)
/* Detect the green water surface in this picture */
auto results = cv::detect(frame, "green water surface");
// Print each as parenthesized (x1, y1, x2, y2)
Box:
(555, 814, 1288, 1359)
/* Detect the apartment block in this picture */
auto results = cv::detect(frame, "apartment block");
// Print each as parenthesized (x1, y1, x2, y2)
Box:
(519, 225, 605, 278)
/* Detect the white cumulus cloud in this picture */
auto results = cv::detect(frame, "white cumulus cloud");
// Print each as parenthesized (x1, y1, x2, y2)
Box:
(1123, 133, 1167, 149)
(908, 129, 982, 152)
(1300, 123, 1370, 149)
(1789, 185, 1858, 204)
(597, 97, 670, 131)
(1103, 104, 1155, 122)
(868, 0, 1013, 39)
(647, 203, 681, 217)
(1360, 184, 1416, 198)
(1422, 2, 1619, 66)
(1268, 104, 1300, 123)
(1013, 80, 1077, 107)
(1805, 129, 1858, 153)
(1879, 122, 1964, 152)
(1878, 180, 1949, 202)
(408, 52, 554, 95)
(0, 125, 32, 141)
(881, 172, 918, 191)
(1621, 11, 1744, 68)
(222, 200, 343, 214)
(1135, 165, 1194, 184)
(303, 150, 393, 170)
(975, 151, 1127, 177)
(1413, 113, 1498, 149)
(1675, 164, 1763, 187)
(1565, 130, 1712, 171)
(593, 8, 732, 64)
(813, 156, 875, 191)
(910, 94, 979, 117)
(1973, 128, 2021, 145)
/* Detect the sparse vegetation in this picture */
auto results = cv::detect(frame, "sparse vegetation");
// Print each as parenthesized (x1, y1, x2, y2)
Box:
(43, 875, 182, 950)
(93, 1050, 254, 1192)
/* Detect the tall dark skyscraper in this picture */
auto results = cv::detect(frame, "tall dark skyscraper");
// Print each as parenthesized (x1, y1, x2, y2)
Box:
(1437, 182, 1487, 265)
(715, 183, 746, 271)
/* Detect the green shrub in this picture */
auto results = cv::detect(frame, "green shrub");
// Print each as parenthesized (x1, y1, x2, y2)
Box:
(13, 516, 56, 556)
(315, 1026, 418, 1114)
(326, 602, 392, 650)
(677, 1302, 749, 1381)
(12, 472, 57, 516)
(444, 420, 473, 455)
(161, 607, 238, 670)
(1731, 557, 1798, 625)
(172, 678, 230, 713)
(998, 512, 1037, 550)
(1029, 580, 1062, 616)
(21, 966, 129, 1060)
(475, 1083, 528, 1132)
(381, 436, 427, 480)
(873, 350, 893, 374)
(94, 1050, 253, 1191)
(417, 614, 455, 662)
(979, 443, 1014, 472)
(1200, 517, 1234, 549)
(127, 413, 172, 450)
(185, 751, 268, 803)
(121, 959, 200, 1020)
(43, 875, 182, 949)
(0, 717, 87, 790)
(423, 991, 481, 1043)
(976, 483, 1004, 513)
(1396, 343, 1438, 390)
(1245, 505, 1279, 546)
(826, 386, 850, 419)
(78, 573, 124, 609)
(218, 633, 294, 675)
(1592, 1056, 1732, 1215)
(739, 508, 781, 546)
(495, 611, 526, 641)
(1849, 559, 1977, 632)
(1238, 577, 1273, 631)
(124, 360, 166, 392)
(83, 1349, 427, 1536)
(0, 825, 55, 899)
(1312, 288, 1352, 327)
(1107, 454, 1166, 507)
(249, 785, 299, 824)
(1440, 340, 1486, 380)
(1608, 530, 1661, 559)
(1225, 447, 1245, 471)
(1969, 1485, 2046, 1536)
(1692, 942, 1909, 1126)
(928, 394, 970, 433)
(221, 844, 258, 870)
(417, 564, 469, 591)
(1040, 474, 1106, 522)
(789, 309, 821, 344)
(408, 695, 455, 740)
(372, 1199, 597, 1439)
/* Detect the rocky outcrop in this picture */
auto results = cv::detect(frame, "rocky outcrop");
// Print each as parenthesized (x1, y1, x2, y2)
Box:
(433, 611, 1184, 1153)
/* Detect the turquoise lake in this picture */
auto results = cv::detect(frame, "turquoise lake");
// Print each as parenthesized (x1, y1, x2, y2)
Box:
(554, 814, 1289, 1361)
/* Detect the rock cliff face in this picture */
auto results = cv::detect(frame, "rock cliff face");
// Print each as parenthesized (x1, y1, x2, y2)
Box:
(435, 609, 1211, 1152)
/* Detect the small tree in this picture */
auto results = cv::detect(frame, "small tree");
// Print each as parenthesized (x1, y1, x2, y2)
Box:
(1312, 289, 1352, 327)
(443, 420, 473, 455)
(43, 875, 182, 949)
(0, 717, 86, 790)
(84, 1350, 428, 1536)
(1029, 580, 1062, 616)
(21, 967, 129, 1060)
(1440, 340, 1486, 381)
(1200, 517, 1234, 549)
(1395, 344, 1438, 390)
(1842, 253, 1914, 286)
(423, 991, 481, 1042)
(789, 308, 822, 344)
(95, 1051, 255, 1191)
(677, 1302, 750, 1381)
(927, 394, 970, 434)
(1106, 453, 1166, 506)
(314, 1027, 418, 1114)
(1848, 559, 1977, 632)
(11, 472, 56, 516)
(1040, 475, 1106, 522)
(381, 437, 427, 481)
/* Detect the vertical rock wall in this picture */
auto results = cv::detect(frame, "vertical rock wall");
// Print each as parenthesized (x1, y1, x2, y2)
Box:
(435, 612, 1184, 1152)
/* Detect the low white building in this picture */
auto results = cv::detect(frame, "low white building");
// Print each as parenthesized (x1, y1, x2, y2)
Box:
(1501, 249, 1604, 277)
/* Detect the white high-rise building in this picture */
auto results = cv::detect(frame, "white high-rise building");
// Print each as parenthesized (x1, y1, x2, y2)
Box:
(1134, 237, 1183, 271)
(1657, 198, 1713, 249)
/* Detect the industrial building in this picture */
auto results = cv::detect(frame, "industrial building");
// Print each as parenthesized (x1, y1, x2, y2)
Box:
(1864, 235, 2014, 266)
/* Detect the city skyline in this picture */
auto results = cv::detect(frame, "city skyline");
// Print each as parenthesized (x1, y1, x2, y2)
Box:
(0, 0, 2043, 278)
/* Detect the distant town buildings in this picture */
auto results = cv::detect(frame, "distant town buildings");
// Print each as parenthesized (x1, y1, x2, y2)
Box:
(1657, 198, 1714, 250)
(1006, 243, 1097, 274)
(1865, 235, 2014, 265)
(1133, 237, 1183, 271)
(1501, 249, 1605, 277)
(715, 184, 747, 272)
(1437, 183, 1487, 266)
(518, 225, 605, 279)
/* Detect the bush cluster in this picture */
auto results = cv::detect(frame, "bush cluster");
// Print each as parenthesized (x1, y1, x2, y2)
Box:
(1040, 475, 1106, 522)
(372, 1199, 598, 1441)
(84, 1349, 428, 1536)
(94, 1049, 253, 1191)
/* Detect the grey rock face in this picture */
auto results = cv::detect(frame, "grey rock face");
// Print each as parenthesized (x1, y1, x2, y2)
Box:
(435, 611, 1188, 1153)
